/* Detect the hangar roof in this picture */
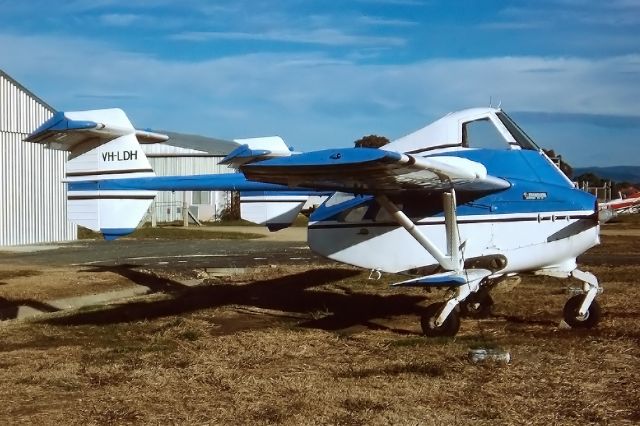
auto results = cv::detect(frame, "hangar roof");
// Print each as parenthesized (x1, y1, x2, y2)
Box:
(0, 69, 55, 112)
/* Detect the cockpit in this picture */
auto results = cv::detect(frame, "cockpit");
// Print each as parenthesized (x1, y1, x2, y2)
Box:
(382, 108, 542, 155)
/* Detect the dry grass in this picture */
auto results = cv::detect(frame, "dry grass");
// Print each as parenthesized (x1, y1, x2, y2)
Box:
(0, 235, 639, 424)
(78, 225, 265, 240)
(0, 266, 136, 303)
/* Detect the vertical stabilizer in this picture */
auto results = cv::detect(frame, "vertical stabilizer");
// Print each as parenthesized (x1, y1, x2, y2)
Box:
(25, 109, 163, 239)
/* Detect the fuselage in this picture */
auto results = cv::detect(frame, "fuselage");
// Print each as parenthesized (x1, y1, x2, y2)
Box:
(307, 148, 599, 275)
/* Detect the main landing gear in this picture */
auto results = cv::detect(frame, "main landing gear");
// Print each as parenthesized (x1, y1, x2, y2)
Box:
(418, 269, 603, 337)
(420, 289, 493, 337)
(459, 290, 494, 319)
(421, 302, 461, 337)
(416, 270, 490, 338)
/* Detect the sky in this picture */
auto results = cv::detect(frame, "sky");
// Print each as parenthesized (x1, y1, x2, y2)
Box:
(0, 0, 639, 167)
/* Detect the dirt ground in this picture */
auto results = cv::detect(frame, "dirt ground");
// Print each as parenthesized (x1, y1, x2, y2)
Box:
(0, 221, 639, 424)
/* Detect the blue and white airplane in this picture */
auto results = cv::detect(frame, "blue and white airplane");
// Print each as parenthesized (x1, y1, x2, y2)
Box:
(25, 107, 602, 337)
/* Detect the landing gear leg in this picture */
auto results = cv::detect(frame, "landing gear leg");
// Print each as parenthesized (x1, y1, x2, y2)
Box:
(421, 302, 460, 337)
(563, 269, 602, 329)
(421, 280, 481, 337)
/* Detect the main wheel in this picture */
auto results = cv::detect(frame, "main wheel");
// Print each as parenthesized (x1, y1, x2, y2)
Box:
(420, 302, 460, 337)
(460, 292, 494, 318)
(563, 295, 601, 329)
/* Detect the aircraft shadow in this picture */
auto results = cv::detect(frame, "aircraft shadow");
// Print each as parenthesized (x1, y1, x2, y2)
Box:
(43, 266, 428, 334)
(0, 297, 59, 320)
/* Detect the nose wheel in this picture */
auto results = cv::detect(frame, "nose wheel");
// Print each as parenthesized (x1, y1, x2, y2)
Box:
(562, 269, 602, 329)
(563, 295, 601, 328)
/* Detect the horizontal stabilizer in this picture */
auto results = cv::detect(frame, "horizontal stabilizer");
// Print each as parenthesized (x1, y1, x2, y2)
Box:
(24, 109, 168, 152)
(392, 268, 491, 287)
(221, 136, 292, 167)
(240, 191, 308, 231)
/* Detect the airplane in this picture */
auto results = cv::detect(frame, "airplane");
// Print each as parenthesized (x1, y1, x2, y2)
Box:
(599, 190, 640, 220)
(24, 107, 603, 337)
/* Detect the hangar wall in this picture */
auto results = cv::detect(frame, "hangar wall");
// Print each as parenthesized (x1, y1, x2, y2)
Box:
(143, 144, 233, 223)
(0, 70, 77, 245)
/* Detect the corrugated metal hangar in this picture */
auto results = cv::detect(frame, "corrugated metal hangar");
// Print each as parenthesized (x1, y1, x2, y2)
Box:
(143, 132, 237, 223)
(0, 70, 77, 245)
(0, 69, 236, 246)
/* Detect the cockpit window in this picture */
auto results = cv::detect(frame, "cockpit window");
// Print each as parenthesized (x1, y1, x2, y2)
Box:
(496, 112, 541, 151)
(462, 118, 509, 150)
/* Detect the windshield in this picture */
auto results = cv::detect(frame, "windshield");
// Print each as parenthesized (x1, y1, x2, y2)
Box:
(463, 118, 510, 150)
(496, 111, 541, 151)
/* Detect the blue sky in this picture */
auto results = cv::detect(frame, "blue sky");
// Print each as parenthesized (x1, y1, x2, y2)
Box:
(1, 0, 639, 166)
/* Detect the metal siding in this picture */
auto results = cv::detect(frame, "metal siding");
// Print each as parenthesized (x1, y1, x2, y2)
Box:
(148, 154, 233, 222)
(0, 74, 77, 246)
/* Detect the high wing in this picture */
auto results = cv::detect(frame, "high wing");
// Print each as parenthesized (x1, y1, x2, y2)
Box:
(241, 147, 510, 193)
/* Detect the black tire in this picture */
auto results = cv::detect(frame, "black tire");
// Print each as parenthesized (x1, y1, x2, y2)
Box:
(420, 302, 461, 337)
(460, 293, 494, 318)
(563, 295, 601, 329)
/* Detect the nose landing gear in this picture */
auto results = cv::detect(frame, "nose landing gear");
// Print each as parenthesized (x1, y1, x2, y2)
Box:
(563, 295, 601, 328)
(563, 269, 602, 329)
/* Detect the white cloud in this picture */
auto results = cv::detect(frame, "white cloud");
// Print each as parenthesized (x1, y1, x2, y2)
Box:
(99, 13, 143, 27)
(170, 28, 406, 47)
(1, 33, 639, 165)
(357, 16, 418, 26)
(496, 1, 640, 27)
(477, 21, 547, 30)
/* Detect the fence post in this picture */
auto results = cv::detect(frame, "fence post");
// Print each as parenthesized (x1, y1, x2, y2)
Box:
(151, 200, 157, 228)
(183, 191, 189, 227)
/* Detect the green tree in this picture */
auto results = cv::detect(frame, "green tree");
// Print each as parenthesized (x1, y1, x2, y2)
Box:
(544, 148, 573, 179)
(354, 135, 389, 148)
(574, 172, 605, 187)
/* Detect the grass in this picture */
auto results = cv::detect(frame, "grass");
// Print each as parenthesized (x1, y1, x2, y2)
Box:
(203, 214, 309, 227)
(0, 270, 41, 280)
(78, 225, 264, 240)
(0, 227, 639, 423)
(603, 212, 640, 229)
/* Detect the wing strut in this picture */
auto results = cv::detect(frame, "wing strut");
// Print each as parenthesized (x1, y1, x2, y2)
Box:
(378, 191, 496, 331)
(375, 190, 463, 272)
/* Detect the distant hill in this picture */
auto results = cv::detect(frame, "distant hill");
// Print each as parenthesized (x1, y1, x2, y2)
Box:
(574, 166, 640, 183)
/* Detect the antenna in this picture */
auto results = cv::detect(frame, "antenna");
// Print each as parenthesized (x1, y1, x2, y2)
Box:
(489, 96, 492, 108)
(497, 100, 502, 109)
